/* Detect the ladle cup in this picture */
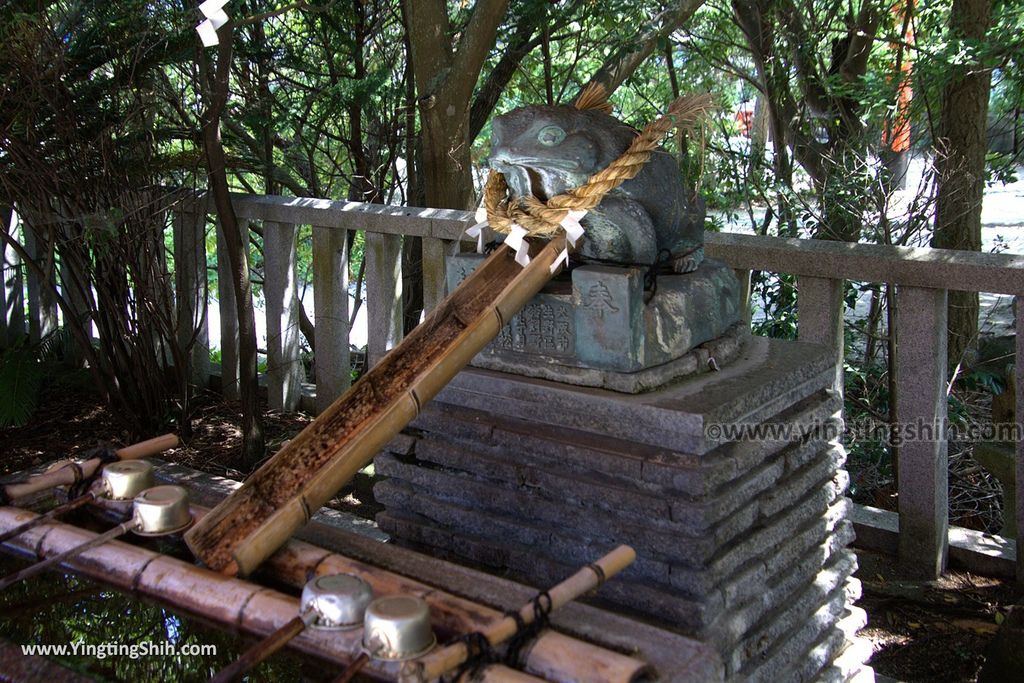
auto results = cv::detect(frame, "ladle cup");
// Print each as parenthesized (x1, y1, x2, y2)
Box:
(0, 460, 155, 547)
(0, 485, 192, 592)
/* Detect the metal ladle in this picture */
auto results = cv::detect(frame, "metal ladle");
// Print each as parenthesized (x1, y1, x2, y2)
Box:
(210, 573, 374, 683)
(0, 484, 193, 592)
(0, 460, 155, 547)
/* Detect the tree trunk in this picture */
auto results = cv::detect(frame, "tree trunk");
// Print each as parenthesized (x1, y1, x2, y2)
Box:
(200, 29, 265, 467)
(932, 0, 992, 370)
(748, 95, 770, 177)
(403, 0, 511, 210)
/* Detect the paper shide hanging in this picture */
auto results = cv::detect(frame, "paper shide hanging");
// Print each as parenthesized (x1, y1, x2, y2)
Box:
(196, 0, 231, 47)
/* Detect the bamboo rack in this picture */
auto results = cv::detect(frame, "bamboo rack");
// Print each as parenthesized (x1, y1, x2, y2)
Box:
(406, 546, 636, 682)
(186, 239, 567, 577)
(264, 535, 647, 683)
(0, 508, 539, 683)
(1, 434, 178, 502)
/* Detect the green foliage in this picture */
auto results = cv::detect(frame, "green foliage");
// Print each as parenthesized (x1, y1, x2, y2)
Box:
(0, 344, 43, 428)
(0, 328, 75, 428)
(751, 272, 798, 340)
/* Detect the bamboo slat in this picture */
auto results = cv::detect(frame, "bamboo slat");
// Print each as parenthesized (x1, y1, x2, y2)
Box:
(262, 536, 647, 683)
(185, 239, 567, 577)
(0, 509, 543, 683)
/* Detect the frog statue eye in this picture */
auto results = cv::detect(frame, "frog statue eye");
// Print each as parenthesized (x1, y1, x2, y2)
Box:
(536, 124, 566, 147)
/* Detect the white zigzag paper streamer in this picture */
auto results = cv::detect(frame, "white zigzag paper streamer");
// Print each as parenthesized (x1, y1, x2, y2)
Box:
(197, 0, 230, 47)
(504, 225, 531, 267)
(550, 210, 587, 273)
(465, 206, 488, 254)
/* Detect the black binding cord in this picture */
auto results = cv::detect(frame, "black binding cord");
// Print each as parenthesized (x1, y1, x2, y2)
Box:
(447, 630, 497, 682)
(68, 447, 119, 499)
(446, 590, 555, 681)
(502, 591, 553, 667)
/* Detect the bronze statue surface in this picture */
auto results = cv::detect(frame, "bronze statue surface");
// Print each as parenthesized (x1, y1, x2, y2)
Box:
(488, 104, 705, 271)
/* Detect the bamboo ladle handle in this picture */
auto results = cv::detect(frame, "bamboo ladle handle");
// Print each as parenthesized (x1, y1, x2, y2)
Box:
(2, 434, 179, 502)
(210, 611, 315, 683)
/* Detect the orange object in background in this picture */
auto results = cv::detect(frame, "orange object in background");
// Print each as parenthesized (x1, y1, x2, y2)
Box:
(882, 0, 914, 153)
(736, 108, 754, 137)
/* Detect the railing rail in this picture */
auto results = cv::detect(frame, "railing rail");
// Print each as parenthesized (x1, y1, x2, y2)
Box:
(4, 194, 1023, 583)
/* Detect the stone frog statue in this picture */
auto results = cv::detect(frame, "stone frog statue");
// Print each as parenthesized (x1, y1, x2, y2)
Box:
(488, 104, 705, 272)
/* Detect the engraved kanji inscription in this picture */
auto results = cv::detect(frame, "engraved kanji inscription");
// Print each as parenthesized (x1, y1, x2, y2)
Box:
(490, 300, 573, 357)
(580, 282, 619, 319)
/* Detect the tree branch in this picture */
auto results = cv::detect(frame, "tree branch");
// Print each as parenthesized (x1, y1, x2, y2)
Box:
(449, 0, 512, 105)
(582, 0, 707, 97)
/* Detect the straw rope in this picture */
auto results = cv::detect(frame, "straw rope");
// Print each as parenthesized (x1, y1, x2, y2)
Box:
(483, 92, 714, 239)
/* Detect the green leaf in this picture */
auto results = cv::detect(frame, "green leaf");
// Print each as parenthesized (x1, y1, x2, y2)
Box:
(0, 349, 44, 428)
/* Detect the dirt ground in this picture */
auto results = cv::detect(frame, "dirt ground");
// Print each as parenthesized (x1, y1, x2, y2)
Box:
(0, 377, 381, 520)
(854, 549, 1020, 682)
(1, 378, 1021, 681)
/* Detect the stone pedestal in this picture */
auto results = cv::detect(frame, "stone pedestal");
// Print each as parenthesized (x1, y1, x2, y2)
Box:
(448, 254, 743, 393)
(376, 337, 872, 682)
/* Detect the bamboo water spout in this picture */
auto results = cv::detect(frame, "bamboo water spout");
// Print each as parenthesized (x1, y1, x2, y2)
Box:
(186, 239, 568, 577)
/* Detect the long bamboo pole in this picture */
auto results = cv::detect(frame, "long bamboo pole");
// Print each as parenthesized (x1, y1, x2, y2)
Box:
(186, 240, 567, 577)
(2, 434, 178, 502)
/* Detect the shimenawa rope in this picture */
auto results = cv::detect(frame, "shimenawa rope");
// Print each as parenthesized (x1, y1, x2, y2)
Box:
(481, 89, 714, 242)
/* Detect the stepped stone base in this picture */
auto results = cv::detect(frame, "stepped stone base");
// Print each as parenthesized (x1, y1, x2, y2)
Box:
(376, 337, 873, 681)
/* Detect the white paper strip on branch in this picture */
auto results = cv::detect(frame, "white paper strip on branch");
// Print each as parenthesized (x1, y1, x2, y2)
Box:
(207, 9, 229, 29)
(196, 19, 219, 47)
(199, 0, 230, 18)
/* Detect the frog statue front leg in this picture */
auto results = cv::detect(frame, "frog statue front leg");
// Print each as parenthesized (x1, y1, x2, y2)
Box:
(576, 196, 704, 274)
(576, 196, 658, 267)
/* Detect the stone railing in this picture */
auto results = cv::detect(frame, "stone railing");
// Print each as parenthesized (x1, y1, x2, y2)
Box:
(4, 193, 1023, 583)
(171, 194, 470, 415)
(706, 232, 1024, 582)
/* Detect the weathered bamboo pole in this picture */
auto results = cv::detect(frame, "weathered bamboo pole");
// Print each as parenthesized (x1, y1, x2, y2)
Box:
(0, 493, 96, 545)
(1, 434, 178, 502)
(0, 509, 539, 683)
(404, 546, 637, 683)
(264, 537, 649, 683)
(186, 240, 567, 577)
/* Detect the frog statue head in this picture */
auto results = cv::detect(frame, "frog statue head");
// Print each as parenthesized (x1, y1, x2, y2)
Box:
(488, 98, 705, 272)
